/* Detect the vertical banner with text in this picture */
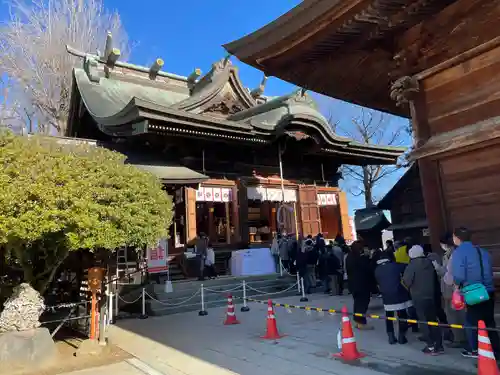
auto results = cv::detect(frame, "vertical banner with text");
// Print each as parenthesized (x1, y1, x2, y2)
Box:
(147, 238, 169, 274)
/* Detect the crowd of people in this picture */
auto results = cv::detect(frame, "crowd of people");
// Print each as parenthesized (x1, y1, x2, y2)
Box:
(272, 227, 499, 359)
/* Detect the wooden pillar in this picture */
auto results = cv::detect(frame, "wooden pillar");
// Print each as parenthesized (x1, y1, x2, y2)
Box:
(270, 205, 277, 234)
(338, 191, 351, 240)
(231, 185, 240, 243)
(409, 84, 446, 251)
(208, 202, 215, 242)
(185, 188, 197, 243)
(225, 202, 231, 244)
(237, 179, 249, 245)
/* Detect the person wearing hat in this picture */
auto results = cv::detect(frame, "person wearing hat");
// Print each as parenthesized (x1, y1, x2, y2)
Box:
(403, 244, 443, 355)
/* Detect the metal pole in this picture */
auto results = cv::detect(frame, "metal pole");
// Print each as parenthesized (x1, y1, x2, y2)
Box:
(115, 288, 119, 321)
(297, 273, 301, 294)
(279, 256, 283, 277)
(139, 287, 148, 319)
(99, 307, 107, 346)
(198, 284, 208, 316)
(108, 292, 114, 324)
(300, 277, 308, 302)
(241, 280, 250, 312)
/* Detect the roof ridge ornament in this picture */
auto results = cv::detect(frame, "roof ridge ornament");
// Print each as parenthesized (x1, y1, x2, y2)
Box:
(250, 75, 268, 98)
(102, 31, 121, 78)
(212, 55, 232, 72)
(149, 58, 164, 80)
(83, 55, 101, 84)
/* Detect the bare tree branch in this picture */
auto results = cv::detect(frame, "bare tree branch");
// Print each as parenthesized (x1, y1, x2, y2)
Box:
(329, 108, 409, 207)
(0, 0, 130, 136)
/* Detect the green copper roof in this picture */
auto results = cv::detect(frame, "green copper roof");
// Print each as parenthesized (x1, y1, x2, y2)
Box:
(68, 47, 405, 164)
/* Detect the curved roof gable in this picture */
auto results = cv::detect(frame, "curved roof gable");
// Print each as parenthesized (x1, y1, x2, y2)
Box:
(173, 58, 258, 113)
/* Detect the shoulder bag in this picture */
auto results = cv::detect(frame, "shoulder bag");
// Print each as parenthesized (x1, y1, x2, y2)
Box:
(461, 247, 490, 305)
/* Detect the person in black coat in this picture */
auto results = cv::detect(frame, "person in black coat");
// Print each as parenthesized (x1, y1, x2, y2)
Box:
(345, 241, 373, 329)
(375, 252, 412, 344)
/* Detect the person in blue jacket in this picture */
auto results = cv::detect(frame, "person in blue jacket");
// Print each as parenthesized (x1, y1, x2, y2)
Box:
(451, 227, 499, 359)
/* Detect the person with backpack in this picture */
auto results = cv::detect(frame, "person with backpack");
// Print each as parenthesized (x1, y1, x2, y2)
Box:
(451, 227, 499, 359)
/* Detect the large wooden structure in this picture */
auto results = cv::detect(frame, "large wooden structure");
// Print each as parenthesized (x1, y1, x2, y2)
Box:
(225, 0, 500, 267)
(378, 164, 428, 245)
(66, 37, 403, 255)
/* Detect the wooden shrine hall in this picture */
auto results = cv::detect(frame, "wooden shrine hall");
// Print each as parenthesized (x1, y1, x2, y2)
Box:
(224, 0, 500, 267)
(66, 34, 403, 255)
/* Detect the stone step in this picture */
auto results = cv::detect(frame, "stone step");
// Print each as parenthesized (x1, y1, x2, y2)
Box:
(113, 274, 299, 318)
(147, 276, 298, 316)
(153, 273, 293, 293)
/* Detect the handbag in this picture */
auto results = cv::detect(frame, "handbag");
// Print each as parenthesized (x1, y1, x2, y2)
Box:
(451, 289, 465, 310)
(461, 246, 490, 306)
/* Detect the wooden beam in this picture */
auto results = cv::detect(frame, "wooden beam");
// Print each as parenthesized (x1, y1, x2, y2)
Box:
(409, 116, 500, 161)
(415, 35, 500, 81)
(409, 85, 446, 251)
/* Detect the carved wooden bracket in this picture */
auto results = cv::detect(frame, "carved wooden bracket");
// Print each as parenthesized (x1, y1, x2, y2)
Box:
(389, 76, 419, 107)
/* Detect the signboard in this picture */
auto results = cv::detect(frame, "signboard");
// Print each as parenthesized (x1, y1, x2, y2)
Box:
(147, 238, 169, 274)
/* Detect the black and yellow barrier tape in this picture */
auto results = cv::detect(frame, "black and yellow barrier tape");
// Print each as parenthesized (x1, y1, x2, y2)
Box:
(245, 297, 500, 332)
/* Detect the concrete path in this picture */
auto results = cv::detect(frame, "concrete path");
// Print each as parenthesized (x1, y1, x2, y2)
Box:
(57, 359, 167, 375)
(107, 293, 478, 375)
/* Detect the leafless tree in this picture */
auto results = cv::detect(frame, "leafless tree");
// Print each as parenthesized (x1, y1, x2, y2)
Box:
(334, 108, 409, 207)
(0, 0, 130, 136)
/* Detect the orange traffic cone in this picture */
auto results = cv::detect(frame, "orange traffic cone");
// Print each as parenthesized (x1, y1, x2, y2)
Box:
(478, 320, 500, 375)
(261, 299, 284, 340)
(223, 294, 240, 325)
(332, 306, 365, 361)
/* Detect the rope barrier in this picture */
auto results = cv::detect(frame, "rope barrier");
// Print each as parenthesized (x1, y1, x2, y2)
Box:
(44, 301, 89, 312)
(41, 314, 92, 325)
(246, 281, 298, 295)
(204, 285, 243, 294)
(145, 289, 201, 306)
(118, 294, 142, 304)
(245, 297, 500, 332)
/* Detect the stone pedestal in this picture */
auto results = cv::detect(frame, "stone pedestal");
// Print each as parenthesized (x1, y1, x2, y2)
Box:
(0, 327, 57, 365)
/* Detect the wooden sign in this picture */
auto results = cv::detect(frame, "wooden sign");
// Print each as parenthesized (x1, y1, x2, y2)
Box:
(87, 267, 104, 293)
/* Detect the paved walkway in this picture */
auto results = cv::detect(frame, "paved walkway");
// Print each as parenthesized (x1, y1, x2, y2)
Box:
(106, 293, 478, 375)
(57, 359, 167, 375)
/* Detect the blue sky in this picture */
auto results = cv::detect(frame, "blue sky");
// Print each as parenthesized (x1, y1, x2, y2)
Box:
(0, 0, 410, 216)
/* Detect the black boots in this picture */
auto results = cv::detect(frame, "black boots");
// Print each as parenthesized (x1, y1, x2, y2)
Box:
(388, 332, 397, 345)
(388, 332, 408, 345)
(398, 333, 408, 344)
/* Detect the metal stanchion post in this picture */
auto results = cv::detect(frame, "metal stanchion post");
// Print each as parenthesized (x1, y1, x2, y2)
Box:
(279, 256, 283, 277)
(139, 287, 148, 319)
(198, 284, 208, 316)
(108, 292, 114, 324)
(99, 306, 107, 346)
(241, 280, 250, 312)
(115, 288, 119, 321)
(300, 277, 308, 302)
(296, 273, 301, 295)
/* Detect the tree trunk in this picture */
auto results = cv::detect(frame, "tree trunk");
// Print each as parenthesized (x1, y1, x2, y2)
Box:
(362, 166, 374, 207)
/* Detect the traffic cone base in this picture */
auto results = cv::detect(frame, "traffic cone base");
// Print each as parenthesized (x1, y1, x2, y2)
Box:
(261, 299, 285, 340)
(477, 320, 500, 375)
(223, 295, 240, 325)
(333, 307, 365, 361)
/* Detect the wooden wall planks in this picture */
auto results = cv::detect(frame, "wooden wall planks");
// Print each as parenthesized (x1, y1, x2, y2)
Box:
(439, 147, 500, 266)
(423, 44, 500, 136)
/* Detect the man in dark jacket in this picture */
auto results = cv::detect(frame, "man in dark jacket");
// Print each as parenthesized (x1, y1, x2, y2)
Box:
(403, 245, 443, 355)
(346, 241, 373, 330)
(375, 252, 412, 344)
